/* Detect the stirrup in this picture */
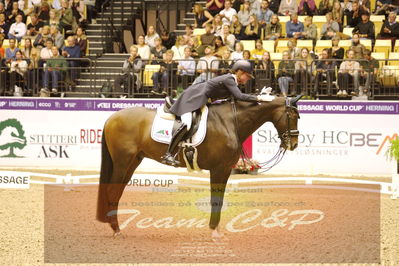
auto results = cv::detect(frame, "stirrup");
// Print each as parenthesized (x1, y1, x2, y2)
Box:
(161, 153, 180, 166)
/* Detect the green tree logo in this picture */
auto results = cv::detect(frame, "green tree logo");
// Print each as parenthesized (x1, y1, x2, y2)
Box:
(0, 119, 27, 158)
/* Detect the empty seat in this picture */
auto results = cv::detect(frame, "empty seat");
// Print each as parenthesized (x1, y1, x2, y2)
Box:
(240, 40, 256, 51)
(374, 39, 392, 58)
(276, 40, 289, 53)
(314, 40, 332, 54)
(371, 52, 386, 68)
(388, 52, 399, 66)
(360, 39, 372, 50)
(262, 40, 275, 53)
(297, 39, 313, 51)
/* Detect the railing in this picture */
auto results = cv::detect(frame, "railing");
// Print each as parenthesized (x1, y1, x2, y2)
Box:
(1, 58, 399, 99)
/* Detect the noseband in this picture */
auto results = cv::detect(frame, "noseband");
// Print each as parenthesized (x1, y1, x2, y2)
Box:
(278, 98, 300, 149)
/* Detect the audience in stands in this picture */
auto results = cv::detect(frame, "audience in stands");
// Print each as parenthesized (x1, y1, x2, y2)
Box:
(347, 1, 363, 27)
(75, 27, 87, 56)
(193, 45, 219, 84)
(178, 47, 196, 78)
(33, 25, 50, 48)
(303, 16, 317, 43)
(21, 38, 33, 58)
(258, 0, 274, 26)
(321, 12, 340, 39)
(359, 49, 378, 94)
(295, 47, 313, 92)
(286, 13, 304, 38)
(241, 14, 260, 39)
(353, 12, 375, 40)
(151, 37, 167, 64)
(278, 0, 298, 15)
(314, 48, 335, 95)
(221, 24, 236, 50)
(199, 23, 216, 55)
(277, 50, 295, 96)
(212, 14, 224, 35)
(230, 14, 242, 38)
(329, 36, 344, 66)
(62, 36, 81, 86)
(136, 35, 151, 61)
(318, 0, 333, 15)
(256, 50, 275, 87)
(50, 25, 64, 50)
(171, 36, 187, 60)
(58, 0, 73, 33)
(8, 14, 26, 41)
(151, 49, 177, 95)
(9, 50, 27, 91)
(220, 0, 237, 24)
(337, 49, 360, 97)
(183, 24, 194, 44)
(231, 41, 244, 61)
(350, 33, 366, 59)
(41, 46, 67, 94)
(341, 0, 352, 14)
(251, 39, 266, 61)
(5, 38, 20, 63)
(298, 0, 316, 16)
(145, 25, 160, 49)
(213, 35, 229, 57)
(269, 0, 281, 14)
(39, 38, 54, 61)
(26, 13, 43, 37)
(206, 0, 225, 17)
(287, 38, 301, 58)
(238, 0, 255, 27)
(332, 0, 344, 31)
(218, 49, 232, 74)
(194, 3, 213, 28)
(113, 45, 142, 96)
(48, 9, 59, 27)
(0, 13, 9, 38)
(264, 14, 281, 39)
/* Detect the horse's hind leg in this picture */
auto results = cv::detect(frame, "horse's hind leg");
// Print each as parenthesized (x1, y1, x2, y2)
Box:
(107, 151, 143, 236)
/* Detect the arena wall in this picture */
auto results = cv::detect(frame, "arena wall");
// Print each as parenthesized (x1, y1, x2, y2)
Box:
(0, 98, 397, 176)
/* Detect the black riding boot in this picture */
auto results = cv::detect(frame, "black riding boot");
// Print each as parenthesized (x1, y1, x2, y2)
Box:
(161, 124, 188, 166)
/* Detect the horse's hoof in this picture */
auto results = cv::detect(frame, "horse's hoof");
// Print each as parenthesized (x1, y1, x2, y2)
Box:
(113, 231, 122, 238)
(211, 229, 225, 242)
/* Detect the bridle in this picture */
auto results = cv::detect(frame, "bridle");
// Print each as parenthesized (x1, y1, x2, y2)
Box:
(277, 98, 300, 150)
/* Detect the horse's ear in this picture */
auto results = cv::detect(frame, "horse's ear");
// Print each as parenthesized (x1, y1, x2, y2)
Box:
(290, 95, 303, 107)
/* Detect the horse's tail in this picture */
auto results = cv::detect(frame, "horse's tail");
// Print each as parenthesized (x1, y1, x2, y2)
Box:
(96, 129, 113, 223)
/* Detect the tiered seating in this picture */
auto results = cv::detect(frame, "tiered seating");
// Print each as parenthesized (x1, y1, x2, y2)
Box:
(374, 39, 392, 58)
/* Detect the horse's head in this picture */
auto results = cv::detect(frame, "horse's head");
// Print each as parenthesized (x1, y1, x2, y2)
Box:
(273, 96, 302, 151)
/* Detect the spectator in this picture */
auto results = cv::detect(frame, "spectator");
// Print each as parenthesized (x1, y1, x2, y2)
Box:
(277, 50, 295, 96)
(193, 46, 219, 84)
(34, 25, 51, 48)
(278, 0, 298, 15)
(27, 47, 40, 91)
(212, 14, 224, 36)
(160, 30, 176, 50)
(0, 3, 5, 15)
(232, 0, 242, 12)
(321, 12, 340, 40)
(171, 36, 187, 60)
(287, 38, 301, 58)
(341, 0, 352, 15)
(41, 46, 68, 94)
(360, 0, 370, 13)
(145, 25, 160, 49)
(231, 41, 244, 61)
(295, 47, 314, 94)
(151, 49, 177, 95)
(258, 0, 274, 27)
(193, 4, 213, 29)
(0, 39, 4, 57)
(298, 0, 316, 16)
(136, 34, 151, 61)
(374, 0, 395, 15)
(21, 38, 34, 58)
(303, 16, 317, 44)
(332, 0, 343, 30)
(329, 36, 344, 66)
(256, 50, 275, 87)
(242, 49, 254, 70)
(378, 12, 399, 48)
(38, 2, 50, 23)
(269, 0, 281, 14)
(359, 49, 378, 94)
(238, 0, 255, 27)
(314, 48, 336, 95)
(218, 49, 233, 74)
(249, 0, 261, 14)
(199, 23, 216, 56)
(350, 33, 366, 59)
(28, 0, 42, 15)
(213, 35, 229, 57)
(58, 0, 73, 33)
(40, 38, 54, 60)
(52, 0, 62, 10)
(347, 1, 363, 28)
(251, 39, 266, 61)
(150, 37, 167, 63)
(50, 25, 65, 50)
(0, 13, 9, 38)
(6, 2, 25, 24)
(221, 24, 236, 50)
(206, 0, 225, 17)
(113, 45, 143, 96)
(177, 47, 196, 86)
(75, 27, 87, 56)
(9, 50, 28, 92)
(8, 14, 26, 42)
(241, 14, 260, 40)
(62, 36, 81, 85)
(230, 14, 242, 38)
(220, 0, 237, 24)
(5, 38, 20, 63)
(318, 0, 333, 15)
(48, 9, 59, 27)
(27, 13, 44, 37)
(337, 49, 360, 97)
(186, 37, 199, 58)
(353, 12, 375, 40)
(183, 24, 194, 45)
(264, 14, 281, 40)
(71, 0, 85, 26)
(286, 13, 304, 39)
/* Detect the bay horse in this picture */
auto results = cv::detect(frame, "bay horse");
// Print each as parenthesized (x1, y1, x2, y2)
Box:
(97, 96, 301, 238)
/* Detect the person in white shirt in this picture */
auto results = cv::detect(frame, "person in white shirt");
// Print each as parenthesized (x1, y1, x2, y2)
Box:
(219, 0, 237, 24)
(8, 14, 26, 41)
(10, 50, 28, 91)
(144, 25, 160, 49)
(193, 46, 219, 84)
(231, 42, 244, 61)
(221, 24, 236, 50)
(136, 35, 151, 61)
(178, 47, 196, 76)
(40, 39, 54, 60)
(171, 36, 187, 60)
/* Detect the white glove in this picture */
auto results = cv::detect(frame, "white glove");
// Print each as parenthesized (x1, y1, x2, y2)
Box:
(260, 86, 272, 95)
(257, 94, 275, 102)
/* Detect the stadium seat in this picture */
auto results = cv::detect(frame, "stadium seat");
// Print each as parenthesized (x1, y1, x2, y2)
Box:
(297, 39, 313, 51)
(193, 28, 206, 36)
(313, 16, 327, 31)
(371, 52, 386, 68)
(314, 40, 332, 54)
(143, 64, 161, 86)
(262, 40, 275, 52)
(388, 52, 399, 66)
(374, 39, 392, 58)
(343, 27, 354, 37)
(241, 40, 255, 51)
(370, 15, 384, 34)
(278, 16, 290, 37)
(276, 40, 289, 53)
(394, 41, 399, 53)
(2, 39, 9, 49)
(270, 52, 282, 69)
(360, 39, 372, 50)
(298, 16, 306, 23)
(339, 40, 352, 51)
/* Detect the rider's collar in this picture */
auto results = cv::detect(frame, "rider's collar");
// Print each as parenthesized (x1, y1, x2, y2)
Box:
(232, 74, 238, 84)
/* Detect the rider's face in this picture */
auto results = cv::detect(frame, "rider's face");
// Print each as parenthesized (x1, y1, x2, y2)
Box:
(237, 71, 251, 84)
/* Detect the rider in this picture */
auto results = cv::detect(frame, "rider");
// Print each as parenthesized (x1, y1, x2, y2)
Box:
(161, 60, 271, 166)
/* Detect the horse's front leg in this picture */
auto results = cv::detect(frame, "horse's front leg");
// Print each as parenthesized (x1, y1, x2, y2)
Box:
(209, 167, 231, 240)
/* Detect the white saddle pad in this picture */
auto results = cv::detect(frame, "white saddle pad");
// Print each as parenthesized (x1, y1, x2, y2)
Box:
(151, 105, 208, 146)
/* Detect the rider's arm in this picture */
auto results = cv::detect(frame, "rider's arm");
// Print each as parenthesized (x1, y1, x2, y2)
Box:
(223, 76, 258, 102)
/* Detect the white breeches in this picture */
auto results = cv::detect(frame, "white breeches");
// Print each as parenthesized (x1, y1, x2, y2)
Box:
(181, 112, 192, 130)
